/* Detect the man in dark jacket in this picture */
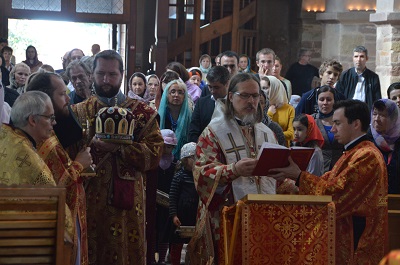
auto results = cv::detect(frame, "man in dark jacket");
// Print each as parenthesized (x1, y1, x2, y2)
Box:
(335, 46, 381, 110)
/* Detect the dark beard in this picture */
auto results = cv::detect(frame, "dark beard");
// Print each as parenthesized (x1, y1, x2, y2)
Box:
(54, 104, 69, 119)
(94, 82, 121, 98)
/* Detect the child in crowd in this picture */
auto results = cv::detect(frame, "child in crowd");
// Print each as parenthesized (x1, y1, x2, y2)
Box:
(168, 142, 199, 265)
(198, 54, 212, 80)
(277, 114, 324, 194)
(156, 129, 178, 262)
(187, 67, 204, 102)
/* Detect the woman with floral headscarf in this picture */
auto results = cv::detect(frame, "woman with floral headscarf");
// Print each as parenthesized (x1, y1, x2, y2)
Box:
(370, 99, 400, 194)
(158, 79, 192, 159)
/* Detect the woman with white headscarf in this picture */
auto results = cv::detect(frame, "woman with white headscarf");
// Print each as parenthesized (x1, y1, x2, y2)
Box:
(267, 75, 295, 147)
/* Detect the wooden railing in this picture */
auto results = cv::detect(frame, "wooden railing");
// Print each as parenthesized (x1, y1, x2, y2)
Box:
(166, 0, 257, 67)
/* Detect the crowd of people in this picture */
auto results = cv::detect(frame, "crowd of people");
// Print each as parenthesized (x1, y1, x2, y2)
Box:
(0, 38, 398, 265)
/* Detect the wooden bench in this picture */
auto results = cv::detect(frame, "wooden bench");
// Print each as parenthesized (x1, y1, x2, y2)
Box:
(0, 186, 71, 265)
(388, 194, 400, 251)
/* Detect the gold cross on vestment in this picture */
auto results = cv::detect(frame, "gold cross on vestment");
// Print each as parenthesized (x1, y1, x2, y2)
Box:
(16, 154, 31, 167)
(225, 133, 246, 161)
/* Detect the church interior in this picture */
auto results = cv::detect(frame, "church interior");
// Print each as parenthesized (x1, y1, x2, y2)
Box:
(1, 0, 400, 264)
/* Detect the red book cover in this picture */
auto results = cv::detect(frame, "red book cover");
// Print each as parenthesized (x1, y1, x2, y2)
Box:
(252, 142, 315, 176)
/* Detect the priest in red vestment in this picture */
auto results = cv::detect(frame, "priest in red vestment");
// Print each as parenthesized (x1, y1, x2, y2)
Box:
(190, 73, 278, 264)
(269, 99, 388, 265)
(70, 50, 163, 265)
(25, 72, 94, 265)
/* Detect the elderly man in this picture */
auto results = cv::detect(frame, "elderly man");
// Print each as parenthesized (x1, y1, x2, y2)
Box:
(336, 45, 381, 110)
(65, 60, 93, 104)
(188, 66, 230, 142)
(269, 99, 388, 264)
(220, 50, 239, 78)
(25, 72, 93, 265)
(0, 90, 75, 250)
(69, 50, 163, 265)
(190, 73, 278, 263)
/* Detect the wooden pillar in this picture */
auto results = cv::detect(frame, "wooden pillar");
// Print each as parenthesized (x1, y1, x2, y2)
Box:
(154, 0, 169, 77)
(0, 0, 10, 38)
(191, 0, 201, 67)
(231, 0, 240, 52)
(125, 0, 136, 93)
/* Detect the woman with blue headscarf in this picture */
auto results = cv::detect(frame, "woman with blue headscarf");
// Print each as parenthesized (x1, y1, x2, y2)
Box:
(158, 79, 192, 159)
(370, 99, 400, 194)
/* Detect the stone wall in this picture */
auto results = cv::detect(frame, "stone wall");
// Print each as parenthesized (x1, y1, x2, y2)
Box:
(317, 12, 377, 72)
(375, 24, 400, 95)
(301, 15, 323, 69)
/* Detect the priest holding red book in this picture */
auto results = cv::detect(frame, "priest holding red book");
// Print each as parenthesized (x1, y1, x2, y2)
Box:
(268, 99, 388, 264)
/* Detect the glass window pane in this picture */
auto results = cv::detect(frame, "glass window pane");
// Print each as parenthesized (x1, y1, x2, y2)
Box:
(12, 0, 61, 11)
(76, 0, 123, 14)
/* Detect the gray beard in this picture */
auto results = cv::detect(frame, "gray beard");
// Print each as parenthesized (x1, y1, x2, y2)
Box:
(242, 113, 257, 126)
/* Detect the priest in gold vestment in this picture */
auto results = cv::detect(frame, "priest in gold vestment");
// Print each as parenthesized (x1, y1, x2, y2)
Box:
(69, 50, 163, 265)
(0, 91, 74, 238)
(269, 99, 388, 265)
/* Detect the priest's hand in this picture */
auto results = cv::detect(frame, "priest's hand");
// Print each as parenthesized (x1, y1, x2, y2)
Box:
(268, 156, 301, 182)
(173, 216, 181, 227)
(92, 137, 119, 152)
(234, 158, 258, 177)
(75, 147, 93, 169)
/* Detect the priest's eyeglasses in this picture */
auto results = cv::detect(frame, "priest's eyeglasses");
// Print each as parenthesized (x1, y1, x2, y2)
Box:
(36, 114, 56, 122)
(234, 92, 260, 100)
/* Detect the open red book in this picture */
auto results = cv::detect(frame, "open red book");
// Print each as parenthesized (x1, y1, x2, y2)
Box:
(252, 142, 315, 176)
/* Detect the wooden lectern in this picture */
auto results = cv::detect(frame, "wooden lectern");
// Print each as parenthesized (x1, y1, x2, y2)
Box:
(221, 194, 335, 265)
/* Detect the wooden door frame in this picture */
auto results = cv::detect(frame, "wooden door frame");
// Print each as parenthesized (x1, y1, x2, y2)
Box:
(0, 0, 136, 92)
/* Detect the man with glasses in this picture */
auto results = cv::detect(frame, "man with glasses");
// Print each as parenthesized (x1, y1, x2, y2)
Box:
(220, 50, 239, 78)
(0, 91, 59, 183)
(190, 73, 278, 263)
(0, 90, 75, 254)
(25, 72, 93, 265)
